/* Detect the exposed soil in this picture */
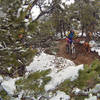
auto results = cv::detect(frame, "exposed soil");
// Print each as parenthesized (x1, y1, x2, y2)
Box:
(57, 39, 100, 65)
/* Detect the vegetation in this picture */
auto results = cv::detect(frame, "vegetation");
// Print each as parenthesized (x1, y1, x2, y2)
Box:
(16, 69, 51, 98)
(0, 0, 99, 76)
(0, 90, 10, 100)
(0, 0, 100, 99)
(54, 60, 100, 99)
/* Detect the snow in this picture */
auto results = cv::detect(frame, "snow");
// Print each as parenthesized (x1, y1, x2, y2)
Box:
(91, 47, 100, 56)
(18, 0, 75, 21)
(90, 40, 100, 56)
(89, 40, 97, 47)
(26, 52, 84, 91)
(26, 52, 75, 72)
(85, 94, 97, 100)
(62, 0, 75, 5)
(50, 91, 70, 100)
(60, 0, 75, 11)
(31, 5, 40, 20)
(27, 35, 32, 39)
(80, 40, 85, 44)
(30, 0, 75, 20)
(17, 8, 22, 18)
(72, 88, 81, 95)
(78, 32, 86, 37)
(30, 0, 52, 20)
(90, 84, 100, 93)
(45, 65, 83, 91)
(24, 19, 29, 23)
(1, 78, 19, 95)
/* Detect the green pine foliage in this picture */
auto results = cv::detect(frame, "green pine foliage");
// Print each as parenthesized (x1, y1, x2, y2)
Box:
(54, 60, 100, 99)
(0, 90, 10, 100)
(16, 69, 51, 98)
(0, 0, 39, 76)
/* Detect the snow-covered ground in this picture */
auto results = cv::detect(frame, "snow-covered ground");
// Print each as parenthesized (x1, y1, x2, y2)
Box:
(26, 52, 83, 91)
(50, 91, 70, 100)
(45, 65, 83, 91)
(85, 94, 97, 100)
(1, 50, 100, 99)
(0, 52, 83, 100)
(0, 77, 20, 96)
(26, 52, 76, 72)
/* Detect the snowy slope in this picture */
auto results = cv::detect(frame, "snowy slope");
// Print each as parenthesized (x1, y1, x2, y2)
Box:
(2, 51, 100, 99)
(26, 52, 84, 91)
(0, 52, 83, 100)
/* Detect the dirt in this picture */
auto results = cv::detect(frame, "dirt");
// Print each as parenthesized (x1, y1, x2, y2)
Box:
(57, 39, 100, 65)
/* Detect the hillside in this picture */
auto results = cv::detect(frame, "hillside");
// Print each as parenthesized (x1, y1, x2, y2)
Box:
(57, 39, 100, 65)
(0, 0, 100, 100)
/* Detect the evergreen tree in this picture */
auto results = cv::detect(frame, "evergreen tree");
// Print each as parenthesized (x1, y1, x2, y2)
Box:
(0, 0, 36, 76)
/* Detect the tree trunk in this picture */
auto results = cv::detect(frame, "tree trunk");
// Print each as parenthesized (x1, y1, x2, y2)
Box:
(81, 25, 84, 37)
(86, 30, 90, 42)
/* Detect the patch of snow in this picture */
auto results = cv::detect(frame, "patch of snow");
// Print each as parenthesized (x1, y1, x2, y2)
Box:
(0, 43, 4, 49)
(17, 90, 25, 100)
(45, 64, 83, 91)
(26, 52, 83, 91)
(10, 97, 19, 100)
(91, 47, 100, 56)
(85, 94, 97, 100)
(90, 84, 100, 93)
(22, 5, 28, 11)
(24, 19, 29, 23)
(97, 93, 100, 98)
(80, 40, 85, 44)
(31, 5, 40, 20)
(7, 67, 12, 71)
(60, 4, 65, 9)
(55, 32, 65, 39)
(78, 32, 86, 37)
(50, 91, 70, 100)
(27, 35, 32, 39)
(72, 88, 81, 95)
(43, 0, 52, 6)
(93, 32, 100, 37)
(62, 0, 75, 5)
(90, 40, 100, 56)
(89, 40, 97, 47)
(26, 52, 75, 72)
(17, 8, 22, 18)
(1, 78, 19, 95)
